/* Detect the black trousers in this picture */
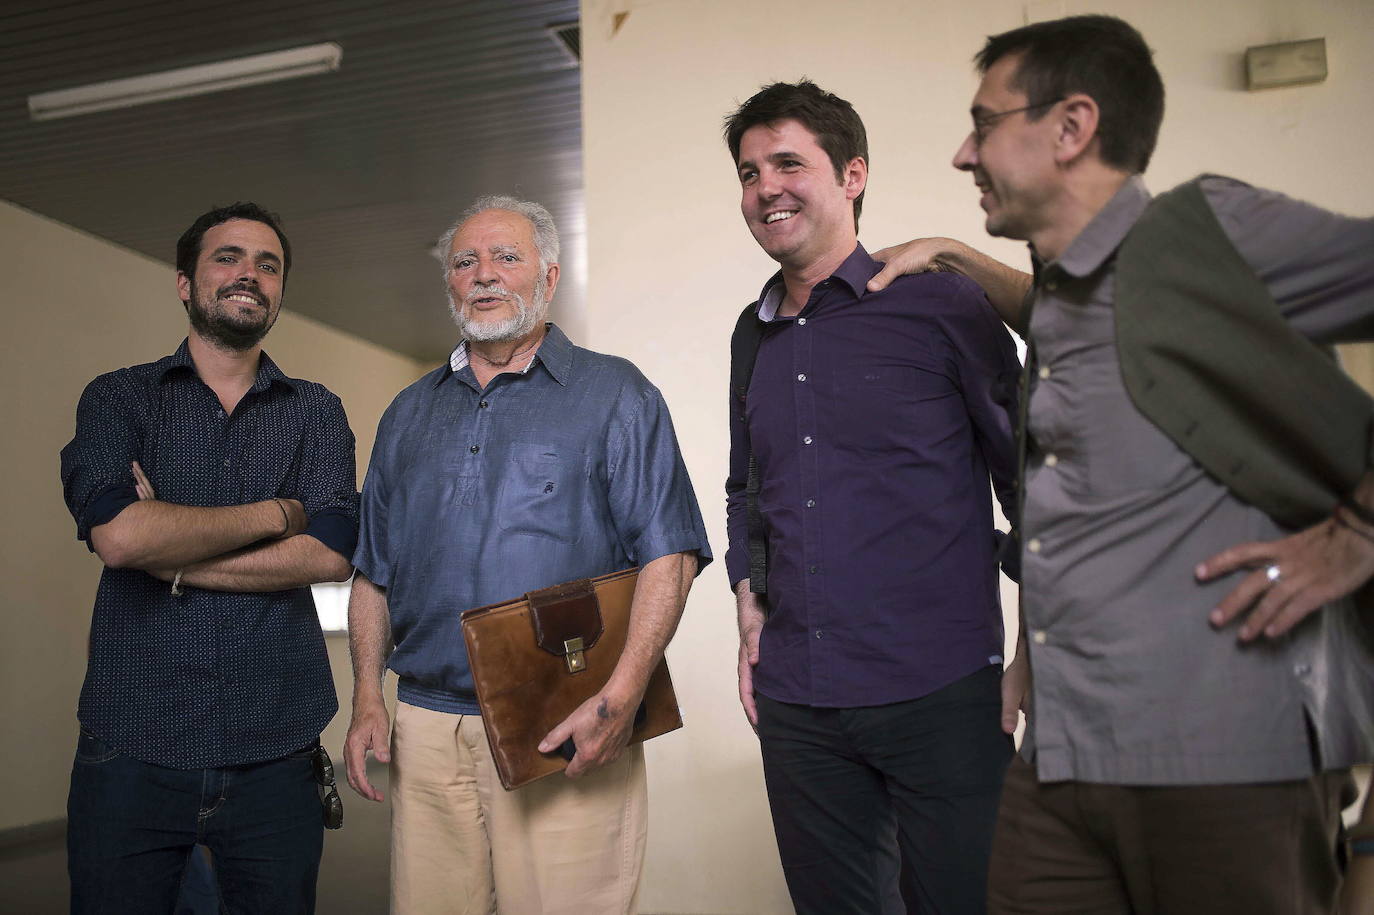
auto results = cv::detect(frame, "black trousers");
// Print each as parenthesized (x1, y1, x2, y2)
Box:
(757, 666, 1012, 915)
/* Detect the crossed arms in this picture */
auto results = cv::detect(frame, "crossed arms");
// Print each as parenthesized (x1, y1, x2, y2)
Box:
(63, 373, 357, 593)
(92, 460, 352, 590)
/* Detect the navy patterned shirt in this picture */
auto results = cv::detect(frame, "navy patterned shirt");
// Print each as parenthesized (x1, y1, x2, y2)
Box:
(60, 340, 359, 768)
(354, 324, 712, 714)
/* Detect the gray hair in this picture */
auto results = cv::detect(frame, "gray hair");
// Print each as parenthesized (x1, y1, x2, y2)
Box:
(436, 194, 560, 272)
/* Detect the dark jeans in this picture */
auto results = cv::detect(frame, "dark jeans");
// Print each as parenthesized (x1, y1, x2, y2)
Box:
(67, 731, 323, 914)
(988, 754, 1353, 914)
(757, 665, 1013, 915)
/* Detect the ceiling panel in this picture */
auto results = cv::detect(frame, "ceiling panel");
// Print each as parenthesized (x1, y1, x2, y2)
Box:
(0, 0, 583, 362)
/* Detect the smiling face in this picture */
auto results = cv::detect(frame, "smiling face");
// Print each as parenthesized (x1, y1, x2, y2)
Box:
(445, 208, 559, 343)
(737, 118, 866, 270)
(176, 218, 285, 351)
(951, 53, 1061, 243)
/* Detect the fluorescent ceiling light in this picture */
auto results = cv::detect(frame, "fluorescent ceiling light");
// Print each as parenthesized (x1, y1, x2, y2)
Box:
(28, 42, 343, 121)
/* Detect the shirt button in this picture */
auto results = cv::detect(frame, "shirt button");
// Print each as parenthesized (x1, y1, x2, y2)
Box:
(1032, 630, 1048, 645)
(803, 435, 813, 445)
(797, 373, 807, 382)
(1045, 279, 1058, 292)
(1038, 366, 1051, 380)
(805, 499, 816, 508)
(223, 458, 230, 466)
(797, 317, 807, 326)
(1027, 538, 1043, 554)
(217, 408, 226, 418)
(808, 565, 818, 574)
(1294, 663, 1311, 678)
(479, 400, 489, 409)
(469, 445, 480, 454)
(1044, 454, 1059, 467)
(815, 630, 824, 639)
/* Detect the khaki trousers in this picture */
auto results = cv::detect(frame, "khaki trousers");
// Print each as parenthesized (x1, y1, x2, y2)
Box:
(389, 701, 647, 915)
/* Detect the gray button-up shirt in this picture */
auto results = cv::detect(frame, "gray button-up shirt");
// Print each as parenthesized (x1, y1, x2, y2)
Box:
(1021, 176, 1374, 785)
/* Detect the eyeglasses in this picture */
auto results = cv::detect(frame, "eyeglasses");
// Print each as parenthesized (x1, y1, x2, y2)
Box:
(971, 98, 1064, 145)
(312, 744, 344, 830)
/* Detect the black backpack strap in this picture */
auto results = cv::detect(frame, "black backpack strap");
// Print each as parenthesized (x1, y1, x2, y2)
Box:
(729, 303, 769, 594)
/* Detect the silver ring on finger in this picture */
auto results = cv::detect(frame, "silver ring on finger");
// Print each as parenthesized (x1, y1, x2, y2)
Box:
(1265, 564, 1282, 585)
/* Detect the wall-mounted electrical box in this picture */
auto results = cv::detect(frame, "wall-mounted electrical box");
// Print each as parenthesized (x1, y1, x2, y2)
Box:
(1245, 38, 1327, 90)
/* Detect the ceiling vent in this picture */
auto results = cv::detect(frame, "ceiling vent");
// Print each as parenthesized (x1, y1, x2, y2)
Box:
(547, 22, 580, 65)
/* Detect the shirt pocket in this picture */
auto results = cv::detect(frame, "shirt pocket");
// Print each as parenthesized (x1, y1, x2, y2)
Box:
(496, 442, 587, 544)
(830, 362, 959, 461)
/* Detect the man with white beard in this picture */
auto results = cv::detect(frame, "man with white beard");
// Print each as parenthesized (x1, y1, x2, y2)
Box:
(342, 195, 711, 914)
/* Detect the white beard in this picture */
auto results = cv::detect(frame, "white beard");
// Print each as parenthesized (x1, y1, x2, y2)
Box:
(449, 277, 547, 342)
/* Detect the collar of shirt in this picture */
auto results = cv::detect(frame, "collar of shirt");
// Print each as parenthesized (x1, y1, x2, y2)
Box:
(754, 243, 877, 321)
(154, 338, 297, 395)
(440, 322, 574, 387)
(1030, 175, 1153, 280)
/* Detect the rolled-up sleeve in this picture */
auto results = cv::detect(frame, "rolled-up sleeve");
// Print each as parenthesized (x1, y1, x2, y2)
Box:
(60, 372, 142, 547)
(295, 390, 359, 560)
(606, 386, 712, 574)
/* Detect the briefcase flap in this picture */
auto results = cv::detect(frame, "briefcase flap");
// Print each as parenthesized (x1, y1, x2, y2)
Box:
(462, 568, 683, 789)
(526, 578, 604, 659)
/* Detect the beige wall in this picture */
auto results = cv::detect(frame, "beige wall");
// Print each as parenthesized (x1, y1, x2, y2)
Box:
(580, 1, 1374, 912)
(0, 199, 424, 832)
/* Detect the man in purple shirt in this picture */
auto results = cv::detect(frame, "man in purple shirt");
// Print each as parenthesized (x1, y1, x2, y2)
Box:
(723, 80, 1024, 914)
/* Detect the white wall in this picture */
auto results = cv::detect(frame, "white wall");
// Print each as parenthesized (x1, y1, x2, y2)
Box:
(579, 2, 1374, 912)
(0, 199, 425, 832)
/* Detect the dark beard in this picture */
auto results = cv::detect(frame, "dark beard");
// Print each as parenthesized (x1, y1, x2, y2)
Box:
(186, 283, 274, 352)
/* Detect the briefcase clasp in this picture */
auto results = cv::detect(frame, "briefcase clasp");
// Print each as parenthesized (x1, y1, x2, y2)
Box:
(564, 637, 586, 673)
(527, 578, 604, 673)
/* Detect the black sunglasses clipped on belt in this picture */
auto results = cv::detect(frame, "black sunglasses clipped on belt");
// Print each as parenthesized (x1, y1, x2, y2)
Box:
(311, 744, 344, 830)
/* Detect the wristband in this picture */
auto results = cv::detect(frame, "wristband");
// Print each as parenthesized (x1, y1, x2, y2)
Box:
(273, 498, 291, 537)
(171, 569, 185, 597)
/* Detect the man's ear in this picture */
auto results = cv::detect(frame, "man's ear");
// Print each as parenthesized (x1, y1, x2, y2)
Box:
(1054, 94, 1101, 165)
(843, 156, 869, 201)
(542, 262, 561, 304)
(176, 271, 191, 305)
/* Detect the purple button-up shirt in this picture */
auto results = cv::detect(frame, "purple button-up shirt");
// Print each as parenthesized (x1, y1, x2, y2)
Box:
(726, 244, 1020, 708)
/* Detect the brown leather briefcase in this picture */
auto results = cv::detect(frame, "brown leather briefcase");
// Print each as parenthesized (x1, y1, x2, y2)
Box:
(460, 567, 683, 790)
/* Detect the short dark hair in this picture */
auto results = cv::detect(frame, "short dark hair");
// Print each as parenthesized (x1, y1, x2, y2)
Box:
(723, 80, 869, 230)
(976, 15, 1164, 174)
(176, 202, 292, 280)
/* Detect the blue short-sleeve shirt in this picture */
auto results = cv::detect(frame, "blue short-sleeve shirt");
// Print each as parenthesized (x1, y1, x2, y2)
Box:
(354, 324, 712, 714)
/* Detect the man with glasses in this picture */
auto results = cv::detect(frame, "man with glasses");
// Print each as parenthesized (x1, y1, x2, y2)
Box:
(723, 81, 1022, 914)
(872, 14, 1374, 912)
(60, 202, 359, 913)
